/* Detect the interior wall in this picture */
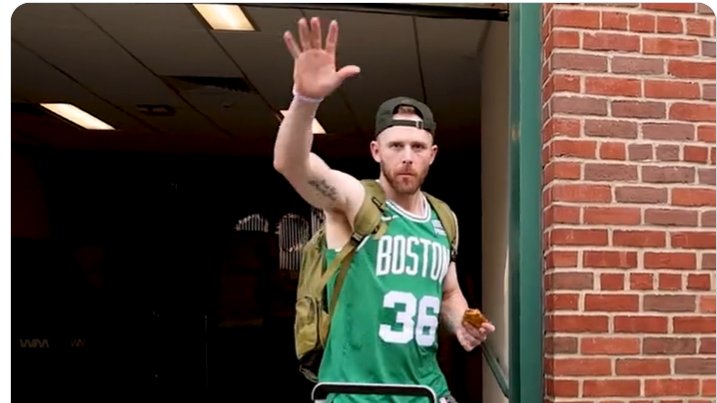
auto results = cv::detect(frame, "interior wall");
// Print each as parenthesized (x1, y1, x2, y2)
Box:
(480, 20, 510, 403)
(12, 147, 50, 239)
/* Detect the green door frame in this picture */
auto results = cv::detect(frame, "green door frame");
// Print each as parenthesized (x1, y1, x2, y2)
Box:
(508, 3, 544, 403)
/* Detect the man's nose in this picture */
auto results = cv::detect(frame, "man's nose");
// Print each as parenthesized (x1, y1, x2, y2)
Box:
(401, 147, 414, 164)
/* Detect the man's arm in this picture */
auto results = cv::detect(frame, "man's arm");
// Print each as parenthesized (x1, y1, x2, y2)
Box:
(273, 98, 364, 218)
(440, 261, 470, 335)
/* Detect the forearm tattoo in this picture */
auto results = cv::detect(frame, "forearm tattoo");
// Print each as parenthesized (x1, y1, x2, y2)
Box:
(308, 178, 338, 201)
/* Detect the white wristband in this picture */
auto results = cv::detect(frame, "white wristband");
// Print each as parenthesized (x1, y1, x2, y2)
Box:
(292, 87, 324, 104)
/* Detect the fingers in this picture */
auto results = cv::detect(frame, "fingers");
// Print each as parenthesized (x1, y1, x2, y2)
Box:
(298, 17, 311, 51)
(283, 31, 300, 59)
(325, 19, 338, 55)
(310, 16, 322, 49)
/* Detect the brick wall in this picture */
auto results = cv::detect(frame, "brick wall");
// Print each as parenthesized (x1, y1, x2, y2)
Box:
(541, 3, 716, 401)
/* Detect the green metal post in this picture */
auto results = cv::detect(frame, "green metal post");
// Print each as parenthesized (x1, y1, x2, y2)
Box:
(508, 3, 544, 403)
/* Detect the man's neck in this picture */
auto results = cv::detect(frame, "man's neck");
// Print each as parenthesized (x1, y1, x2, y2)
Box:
(378, 177, 424, 216)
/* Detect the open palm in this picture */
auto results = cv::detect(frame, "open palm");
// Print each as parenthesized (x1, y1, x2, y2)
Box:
(283, 17, 360, 99)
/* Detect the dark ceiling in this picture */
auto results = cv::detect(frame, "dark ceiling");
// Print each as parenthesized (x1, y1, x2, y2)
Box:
(11, 3, 502, 157)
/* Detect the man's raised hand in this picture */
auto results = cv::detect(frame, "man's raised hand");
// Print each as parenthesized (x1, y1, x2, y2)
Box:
(283, 17, 361, 100)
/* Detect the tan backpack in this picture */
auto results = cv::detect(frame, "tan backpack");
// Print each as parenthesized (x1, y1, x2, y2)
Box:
(293, 179, 458, 382)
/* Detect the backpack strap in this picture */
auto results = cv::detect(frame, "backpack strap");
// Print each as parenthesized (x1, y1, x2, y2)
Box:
(320, 180, 388, 318)
(424, 192, 459, 262)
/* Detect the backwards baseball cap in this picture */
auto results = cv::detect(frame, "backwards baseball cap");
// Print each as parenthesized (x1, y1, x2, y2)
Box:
(375, 96, 436, 137)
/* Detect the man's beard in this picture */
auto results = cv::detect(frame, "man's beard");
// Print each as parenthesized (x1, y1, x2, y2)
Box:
(381, 163, 427, 195)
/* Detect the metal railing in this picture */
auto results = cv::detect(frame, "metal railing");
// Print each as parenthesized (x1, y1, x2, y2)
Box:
(481, 341, 510, 399)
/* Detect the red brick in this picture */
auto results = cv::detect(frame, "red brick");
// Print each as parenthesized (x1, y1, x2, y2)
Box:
(584, 251, 637, 269)
(584, 207, 640, 225)
(548, 272, 594, 290)
(672, 188, 716, 207)
(552, 96, 608, 116)
(630, 273, 654, 290)
(552, 229, 608, 246)
(599, 142, 626, 160)
(668, 60, 716, 79)
(684, 145, 710, 163)
(643, 123, 694, 141)
(643, 166, 694, 183)
(701, 210, 715, 227)
(546, 205, 580, 225)
(656, 16, 683, 34)
(645, 252, 697, 270)
(676, 358, 715, 375)
(673, 316, 716, 333)
(658, 273, 682, 290)
(551, 358, 611, 376)
(545, 293, 579, 310)
(553, 9, 600, 29)
(616, 358, 670, 375)
(602, 11, 628, 30)
(616, 186, 667, 203)
(581, 337, 640, 355)
(545, 251, 578, 269)
(655, 144, 679, 161)
(549, 139, 596, 159)
(697, 125, 715, 142)
(703, 253, 716, 270)
(698, 168, 715, 185)
(584, 32, 641, 52)
(586, 76, 641, 97)
(643, 337, 697, 354)
(545, 336, 578, 354)
(614, 316, 668, 333)
(585, 294, 639, 311)
(687, 273, 712, 290)
(552, 53, 608, 72)
(703, 378, 716, 397)
(585, 163, 638, 181)
(644, 38, 699, 56)
(671, 231, 716, 249)
(600, 273, 624, 290)
(611, 55, 663, 74)
(641, 3, 696, 12)
(629, 14, 656, 33)
(645, 379, 700, 397)
(583, 379, 641, 397)
(545, 379, 578, 397)
(643, 295, 696, 312)
(585, 119, 638, 138)
(548, 314, 609, 332)
(645, 80, 701, 99)
(645, 209, 699, 227)
(612, 100, 666, 119)
(613, 230, 666, 247)
(699, 336, 716, 353)
(700, 295, 716, 314)
(553, 184, 612, 202)
(670, 102, 716, 122)
(686, 18, 713, 37)
(628, 144, 652, 160)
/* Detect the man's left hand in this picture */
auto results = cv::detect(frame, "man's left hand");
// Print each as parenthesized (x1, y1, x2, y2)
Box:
(456, 321, 496, 352)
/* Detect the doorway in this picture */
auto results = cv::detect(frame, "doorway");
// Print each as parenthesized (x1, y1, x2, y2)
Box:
(10, 3, 543, 402)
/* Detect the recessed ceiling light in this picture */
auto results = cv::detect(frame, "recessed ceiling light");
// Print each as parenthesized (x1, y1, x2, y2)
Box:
(280, 110, 326, 135)
(193, 4, 255, 31)
(40, 103, 115, 130)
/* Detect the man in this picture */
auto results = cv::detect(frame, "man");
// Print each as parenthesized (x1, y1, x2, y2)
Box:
(274, 17, 495, 402)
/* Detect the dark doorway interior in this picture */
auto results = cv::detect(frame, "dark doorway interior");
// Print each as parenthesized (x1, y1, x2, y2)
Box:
(12, 143, 483, 402)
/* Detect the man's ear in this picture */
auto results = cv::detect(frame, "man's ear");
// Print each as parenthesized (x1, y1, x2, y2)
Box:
(370, 140, 381, 163)
(429, 144, 438, 165)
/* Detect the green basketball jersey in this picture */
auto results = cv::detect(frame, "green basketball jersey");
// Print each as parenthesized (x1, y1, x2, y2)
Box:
(318, 196, 453, 402)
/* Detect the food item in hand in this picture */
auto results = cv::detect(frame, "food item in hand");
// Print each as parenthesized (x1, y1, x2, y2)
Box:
(462, 308, 488, 328)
